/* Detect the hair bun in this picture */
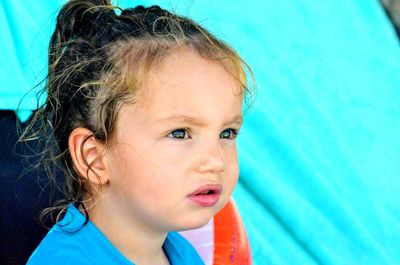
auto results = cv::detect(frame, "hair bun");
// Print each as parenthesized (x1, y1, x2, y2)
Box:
(54, 0, 117, 47)
(142, 6, 169, 26)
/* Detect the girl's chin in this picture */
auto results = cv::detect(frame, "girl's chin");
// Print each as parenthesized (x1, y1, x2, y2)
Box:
(172, 212, 216, 232)
(176, 200, 230, 231)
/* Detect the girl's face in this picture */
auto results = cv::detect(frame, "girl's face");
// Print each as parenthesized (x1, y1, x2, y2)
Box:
(102, 49, 243, 233)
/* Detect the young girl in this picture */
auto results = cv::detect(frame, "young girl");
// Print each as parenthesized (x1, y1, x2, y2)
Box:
(26, 0, 252, 264)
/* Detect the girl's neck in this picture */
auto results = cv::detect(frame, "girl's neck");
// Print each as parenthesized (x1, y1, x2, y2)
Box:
(84, 198, 170, 265)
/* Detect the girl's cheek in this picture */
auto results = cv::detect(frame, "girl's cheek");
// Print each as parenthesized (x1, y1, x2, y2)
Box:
(223, 142, 239, 160)
(222, 147, 239, 178)
(146, 141, 196, 167)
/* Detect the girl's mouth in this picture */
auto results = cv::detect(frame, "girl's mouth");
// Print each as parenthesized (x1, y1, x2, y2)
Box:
(187, 184, 223, 207)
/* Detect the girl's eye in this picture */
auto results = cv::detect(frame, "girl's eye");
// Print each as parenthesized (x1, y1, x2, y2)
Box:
(220, 128, 238, 139)
(168, 129, 190, 139)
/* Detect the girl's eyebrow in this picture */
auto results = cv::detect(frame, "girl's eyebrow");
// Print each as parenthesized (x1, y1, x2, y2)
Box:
(231, 115, 243, 125)
(156, 114, 243, 126)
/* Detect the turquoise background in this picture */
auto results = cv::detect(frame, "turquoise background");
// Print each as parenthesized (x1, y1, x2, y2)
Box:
(1, 0, 400, 264)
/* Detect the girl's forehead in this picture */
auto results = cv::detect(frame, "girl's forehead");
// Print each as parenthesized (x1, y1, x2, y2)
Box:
(136, 49, 244, 110)
(118, 50, 243, 128)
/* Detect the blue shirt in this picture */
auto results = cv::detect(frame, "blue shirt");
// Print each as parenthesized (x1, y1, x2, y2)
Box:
(27, 204, 205, 265)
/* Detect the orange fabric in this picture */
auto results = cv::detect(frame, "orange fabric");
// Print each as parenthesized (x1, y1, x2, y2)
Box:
(213, 200, 252, 265)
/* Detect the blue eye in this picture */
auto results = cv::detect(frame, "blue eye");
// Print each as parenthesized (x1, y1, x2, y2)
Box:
(168, 129, 190, 139)
(220, 128, 238, 139)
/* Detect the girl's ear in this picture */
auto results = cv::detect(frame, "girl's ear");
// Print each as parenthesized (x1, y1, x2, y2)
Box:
(68, 127, 109, 185)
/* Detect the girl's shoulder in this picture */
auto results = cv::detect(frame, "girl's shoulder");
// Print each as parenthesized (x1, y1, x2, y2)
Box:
(27, 204, 133, 265)
(26, 226, 92, 265)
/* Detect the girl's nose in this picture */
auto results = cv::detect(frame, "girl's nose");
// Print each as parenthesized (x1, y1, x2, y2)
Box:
(196, 141, 226, 174)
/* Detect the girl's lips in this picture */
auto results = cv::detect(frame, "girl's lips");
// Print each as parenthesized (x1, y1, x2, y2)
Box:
(188, 184, 223, 207)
